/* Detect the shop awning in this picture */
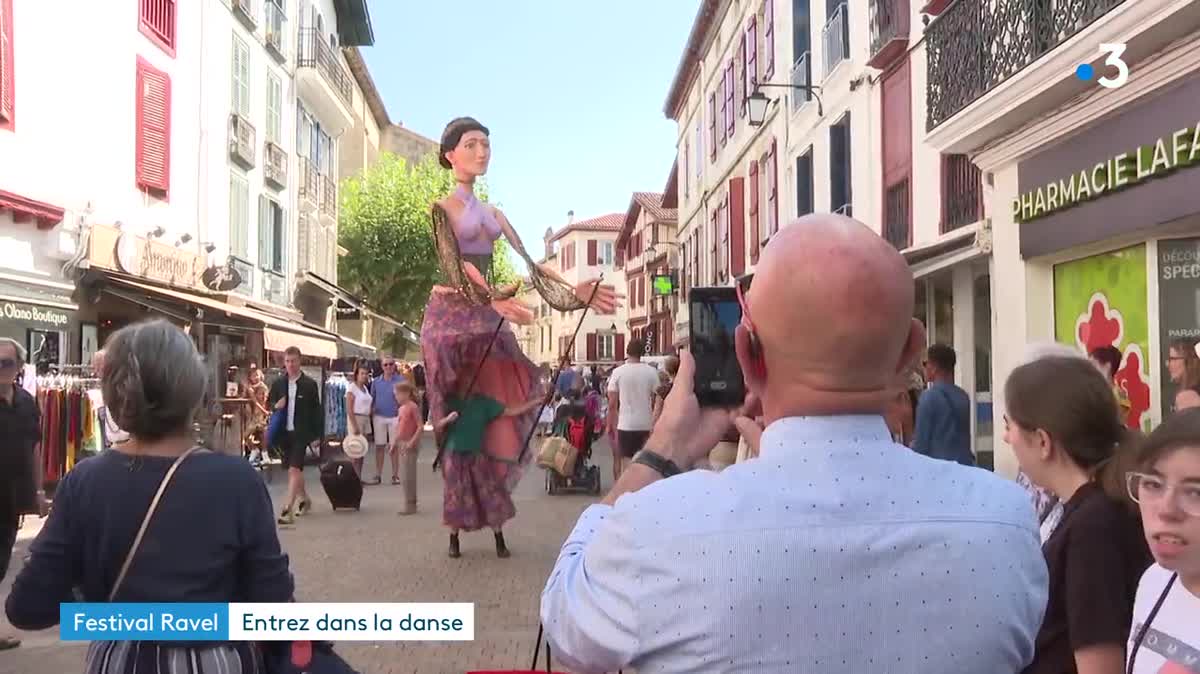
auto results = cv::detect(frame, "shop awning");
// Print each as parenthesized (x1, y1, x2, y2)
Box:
(0, 189, 65, 229)
(904, 221, 989, 279)
(110, 278, 339, 359)
(0, 274, 77, 310)
(337, 335, 377, 361)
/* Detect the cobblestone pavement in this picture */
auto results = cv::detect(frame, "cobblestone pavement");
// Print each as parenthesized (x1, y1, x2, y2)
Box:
(0, 433, 617, 674)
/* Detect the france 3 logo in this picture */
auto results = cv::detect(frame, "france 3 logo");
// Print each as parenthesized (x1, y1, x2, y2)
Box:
(1075, 44, 1130, 90)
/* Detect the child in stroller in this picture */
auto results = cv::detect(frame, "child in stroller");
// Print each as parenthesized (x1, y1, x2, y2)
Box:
(544, 390, 602, 495)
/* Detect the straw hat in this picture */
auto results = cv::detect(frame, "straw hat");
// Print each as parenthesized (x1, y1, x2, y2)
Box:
(342, 434, 369, 459)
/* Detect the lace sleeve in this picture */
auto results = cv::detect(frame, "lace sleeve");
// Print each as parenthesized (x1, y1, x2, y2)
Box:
(498, 214, 587, 312)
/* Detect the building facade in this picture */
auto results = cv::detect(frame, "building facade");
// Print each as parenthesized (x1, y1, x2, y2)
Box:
(665, 0, 792, 346)
(617, 191, 680, 355)
(921, 0, 1200, 476)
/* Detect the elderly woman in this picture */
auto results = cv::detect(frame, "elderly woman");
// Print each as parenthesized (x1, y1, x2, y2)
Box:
(6, 320, 294, 673)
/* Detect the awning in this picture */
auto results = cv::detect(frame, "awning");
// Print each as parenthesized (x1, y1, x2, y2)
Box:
(0, 275, 77, 310)
(0, 189, 65, 229)
(904, 221, 991, 279)
(337, 335, 377, 360)
(110, 278, 339, 359)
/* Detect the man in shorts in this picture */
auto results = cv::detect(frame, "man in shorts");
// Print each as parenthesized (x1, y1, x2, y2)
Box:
(269, 346, 321, 525)
(606, 340, 660, 481)
(367, 355, 405, 485)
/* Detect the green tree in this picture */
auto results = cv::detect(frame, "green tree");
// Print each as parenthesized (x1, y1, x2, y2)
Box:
(338, 153, 521, 335)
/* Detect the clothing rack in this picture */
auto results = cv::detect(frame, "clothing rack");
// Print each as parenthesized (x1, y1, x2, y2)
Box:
(35, 372, 103, 487)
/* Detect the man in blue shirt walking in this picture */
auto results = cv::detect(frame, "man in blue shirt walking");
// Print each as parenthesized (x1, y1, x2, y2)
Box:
(913, 343, 975, 466)
(367, 356, 406, 485)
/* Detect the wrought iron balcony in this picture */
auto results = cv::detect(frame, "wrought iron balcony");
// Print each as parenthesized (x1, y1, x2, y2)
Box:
(941, 154, 983, 231)
(298, 157, 320, 204)
(228, 113, 255, 168)
(822, 3, 850, 79)
(926, 0, 1127, 131)
(264, 0, 287, 63)
(868, 0, 910, 70)
(790, 52, 813, 112)
(319, 175, 337, 217)
(883, 179, 911, 250)
(264, 141, 287, 189)
(297, 28, 353, 107)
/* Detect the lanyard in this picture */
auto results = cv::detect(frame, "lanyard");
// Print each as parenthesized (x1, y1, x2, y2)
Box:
(1126, 572, 1178, 674)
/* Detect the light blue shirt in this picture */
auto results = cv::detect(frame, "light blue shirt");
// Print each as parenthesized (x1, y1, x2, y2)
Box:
(541, 415, 1049, 674)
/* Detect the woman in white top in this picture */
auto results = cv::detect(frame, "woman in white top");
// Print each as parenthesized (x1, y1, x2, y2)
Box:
(1125, 408, 1200, 674)
(345, 363, 373, 477)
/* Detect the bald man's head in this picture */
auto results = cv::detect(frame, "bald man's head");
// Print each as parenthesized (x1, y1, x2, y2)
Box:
(740, 213, 924, 413)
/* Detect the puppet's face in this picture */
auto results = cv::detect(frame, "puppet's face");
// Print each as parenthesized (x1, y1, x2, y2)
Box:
(445, 130, 491, 177)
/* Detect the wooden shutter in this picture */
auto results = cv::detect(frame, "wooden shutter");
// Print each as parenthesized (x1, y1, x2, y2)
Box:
(258, 195, 270, 269)
(0, 0, 12, 126)
(764, 0, 775, 79)
(739, 30, 748, 114)
(708, 94, 717, 160)
(719, 72, 727, 146)
(749, 162, 760, 263)
(725, 62, 736, 136)
(747, 17, 758, 91)
(710, 208, 719, 284)
(135, 58, 171, 195)
(615, 241, 624, 267)
(587, 239, 597, 265)
(769, 138, 779, 236)
(586, 332, 597, 361)
(278, 205, 287, 273)
(615, 333, 625, 359)
(730, 177, 746, 277)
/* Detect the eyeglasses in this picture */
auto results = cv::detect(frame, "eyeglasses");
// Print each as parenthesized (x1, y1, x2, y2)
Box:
(735, 282, 757, 343)
(383, 363, 396, 368)
(0, 358, 17, 370)
(1126, 471, 1200, 517)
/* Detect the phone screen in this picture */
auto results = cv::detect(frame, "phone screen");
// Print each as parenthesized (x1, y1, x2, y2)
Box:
(689, 287, 745, 407)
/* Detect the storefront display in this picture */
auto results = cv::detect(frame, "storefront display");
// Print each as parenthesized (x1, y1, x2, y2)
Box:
(1156, 237, 1200, 418)
(1053, 245, 1151, 431)
(0, 299, 76, 373)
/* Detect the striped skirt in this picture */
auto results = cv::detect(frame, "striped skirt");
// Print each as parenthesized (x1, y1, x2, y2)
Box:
(85, 641, 261, 674)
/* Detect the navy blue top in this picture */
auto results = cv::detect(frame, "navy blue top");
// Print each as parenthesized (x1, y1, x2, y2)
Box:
(912, 382, 976, 466)
(5, 449, 294, 631)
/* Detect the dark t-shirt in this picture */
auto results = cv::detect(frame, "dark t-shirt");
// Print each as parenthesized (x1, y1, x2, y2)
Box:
(1023, 482, 1152, 674)
(0, 386, 41, 516)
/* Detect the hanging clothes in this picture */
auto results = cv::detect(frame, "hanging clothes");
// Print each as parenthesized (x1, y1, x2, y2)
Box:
(35, 373, 101, 483)
(323, 375, 348, 437)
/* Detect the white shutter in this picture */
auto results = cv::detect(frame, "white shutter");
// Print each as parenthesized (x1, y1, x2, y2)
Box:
(257, 195, 270, 268)
(278, 206, 288, 275)
(266, 73, 281, 144)
(232, 36, 250, 117)
(229, 172, 249, 258)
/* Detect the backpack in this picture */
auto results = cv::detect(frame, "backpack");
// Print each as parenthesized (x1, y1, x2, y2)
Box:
(566, 416, 588, 450)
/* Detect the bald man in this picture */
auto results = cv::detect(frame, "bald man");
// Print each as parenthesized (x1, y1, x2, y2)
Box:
(541, 214, 1047, 674)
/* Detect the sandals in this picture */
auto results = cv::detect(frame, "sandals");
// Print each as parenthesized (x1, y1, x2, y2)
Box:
(363, 477, 382, 486)
(296, 499, 313, 516)
(277, 510, 295, 526)
(391, 476, 402, 485)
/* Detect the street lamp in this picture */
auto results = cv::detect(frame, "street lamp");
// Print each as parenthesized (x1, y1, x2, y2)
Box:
(644, 240, 682, 261)
(748, 80, 824, 126)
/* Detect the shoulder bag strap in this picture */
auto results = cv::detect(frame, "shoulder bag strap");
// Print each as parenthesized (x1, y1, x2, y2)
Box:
(108, 447, 209, 602)
(1126, 572, 1177, 674)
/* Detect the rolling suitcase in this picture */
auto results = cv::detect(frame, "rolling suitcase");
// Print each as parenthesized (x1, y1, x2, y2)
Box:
(319, 459, 362, 511)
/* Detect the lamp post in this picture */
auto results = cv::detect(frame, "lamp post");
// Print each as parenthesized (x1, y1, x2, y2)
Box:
(748, 80, 825, 126)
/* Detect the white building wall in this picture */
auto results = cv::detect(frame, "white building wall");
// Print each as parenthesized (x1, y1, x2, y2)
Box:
(197, 0, 298, 308)
(0, 0, 203, 277)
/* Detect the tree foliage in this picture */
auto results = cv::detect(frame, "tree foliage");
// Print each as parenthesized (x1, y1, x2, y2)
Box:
(338, 153, 522, 334)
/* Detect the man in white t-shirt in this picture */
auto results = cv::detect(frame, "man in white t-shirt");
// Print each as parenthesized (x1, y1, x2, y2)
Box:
(606, 340, 660, 480)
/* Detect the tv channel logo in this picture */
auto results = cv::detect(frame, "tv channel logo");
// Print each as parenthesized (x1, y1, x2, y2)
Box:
(1075, 43, 1129, 90)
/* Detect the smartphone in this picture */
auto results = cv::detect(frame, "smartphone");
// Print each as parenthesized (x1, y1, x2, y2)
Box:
(689, 286, 746, 407)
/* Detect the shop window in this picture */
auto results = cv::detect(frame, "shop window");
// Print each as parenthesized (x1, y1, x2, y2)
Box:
(974, 271, 993, 471)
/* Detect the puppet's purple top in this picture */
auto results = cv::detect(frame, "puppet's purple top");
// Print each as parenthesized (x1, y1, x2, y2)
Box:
(452, 184, 502, 255)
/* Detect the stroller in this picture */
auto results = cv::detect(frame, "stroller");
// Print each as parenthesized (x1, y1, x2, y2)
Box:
(543, 395, 602, 495)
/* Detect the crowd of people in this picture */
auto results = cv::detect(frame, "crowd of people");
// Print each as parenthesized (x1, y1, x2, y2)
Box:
(0, 117, 1196, 674)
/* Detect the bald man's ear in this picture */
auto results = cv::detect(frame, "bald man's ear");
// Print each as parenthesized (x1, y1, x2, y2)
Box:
(735, 324, 765, 398)
(896, 318, 927, 380)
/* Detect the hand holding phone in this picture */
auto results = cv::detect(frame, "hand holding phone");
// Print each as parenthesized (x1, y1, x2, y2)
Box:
(688, 287, 746, 408)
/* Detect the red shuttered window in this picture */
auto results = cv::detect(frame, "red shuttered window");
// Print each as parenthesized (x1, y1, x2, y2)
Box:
(587, 239, 597, 265)
(747, 17, 758, 91)
(708, 93, 717, 160)
(719, 73, 728, 147)
(730, 177, 746, 277)
(725, 62, 735, 137)
(135, 58, 172, 198)
(739, 31, 748, 115)
(749, 161, 760, 263)
(586, 332, 597, 361)
(767, 138, 778, 236)
(764, 0, 775, 79)
(139, 0, 177, 57)
(0, 0, 13, 129)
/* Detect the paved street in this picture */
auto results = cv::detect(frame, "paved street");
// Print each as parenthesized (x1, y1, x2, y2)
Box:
(0, 433, 614, 674)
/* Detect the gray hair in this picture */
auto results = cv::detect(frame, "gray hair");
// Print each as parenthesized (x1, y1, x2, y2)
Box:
(1016, 342, 1086, 367)
(0, 337, 26, 364)
(102, 320, 207, 442)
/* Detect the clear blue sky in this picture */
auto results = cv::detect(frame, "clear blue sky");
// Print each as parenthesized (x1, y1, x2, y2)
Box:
(360, 1, 697, 263)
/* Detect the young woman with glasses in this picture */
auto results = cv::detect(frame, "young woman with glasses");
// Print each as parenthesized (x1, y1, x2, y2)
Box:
(1165, 337, 1200, 412)
(1124, 408, 1200, 674)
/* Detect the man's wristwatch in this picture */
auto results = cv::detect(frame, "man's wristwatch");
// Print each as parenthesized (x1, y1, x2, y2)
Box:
(633, 449, 682, 478)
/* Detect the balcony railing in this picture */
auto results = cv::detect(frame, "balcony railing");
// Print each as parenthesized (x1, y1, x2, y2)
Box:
(297, 28, 353, 107)
(229, 113, 255, 168)
(298, 157, 319, 204)
(264, 0, 287, 62)
(822, 3, 850, 79)
(926, 0, 1127, 131)
(942, 154, 983, 231)
(319, 175, 337, 217)
(790, 52, 813, 112)
(868, 0, 910, 69)
(883, 179, 911, 249)
(264, 141, 287, 188)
